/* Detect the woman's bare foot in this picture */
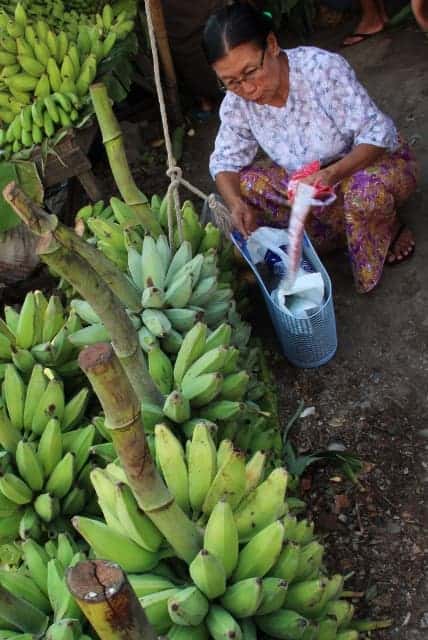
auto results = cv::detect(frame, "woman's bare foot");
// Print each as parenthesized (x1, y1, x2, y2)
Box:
(386, 222, 415, 263)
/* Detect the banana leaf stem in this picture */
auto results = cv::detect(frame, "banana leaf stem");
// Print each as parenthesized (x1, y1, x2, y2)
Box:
(67, 560, 157, 640)
(0, 584, 48, 635)
(79, 343, 202, 563)
(90, 83, 162, 237)
(2, 182, 160, 405)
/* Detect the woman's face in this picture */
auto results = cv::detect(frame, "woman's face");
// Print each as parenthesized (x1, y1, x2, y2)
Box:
(212, 34, 283, 105)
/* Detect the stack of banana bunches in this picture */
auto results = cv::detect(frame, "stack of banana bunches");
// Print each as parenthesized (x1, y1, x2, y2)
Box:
(0, 194, 363, 639)
(0, 0, 135, 156)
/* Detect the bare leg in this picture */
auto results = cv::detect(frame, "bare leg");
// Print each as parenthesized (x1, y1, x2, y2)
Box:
(342, 0, 386, 46)
(411, 0, 428, 30)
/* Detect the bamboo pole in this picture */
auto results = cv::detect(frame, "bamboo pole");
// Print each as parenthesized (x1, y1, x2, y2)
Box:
(67, 560, 157, 640)
(2, 182, 160, 406)
(0, 584, 48, 635)
(144, 0, 183, 125)
(79, 343, 201, 563)
(89, 83, 162, 237)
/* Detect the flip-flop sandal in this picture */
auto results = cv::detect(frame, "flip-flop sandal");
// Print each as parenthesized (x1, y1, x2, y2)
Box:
(386, 223, 415, 265)
(341, 30, 384, 47)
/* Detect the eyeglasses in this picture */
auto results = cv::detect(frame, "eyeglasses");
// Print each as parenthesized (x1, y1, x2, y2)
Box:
(217, 48, 266, 92)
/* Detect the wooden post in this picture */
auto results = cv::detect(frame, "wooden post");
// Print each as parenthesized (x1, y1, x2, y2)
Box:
(143, 0, 183, 125)
(67, 560, 157, 640)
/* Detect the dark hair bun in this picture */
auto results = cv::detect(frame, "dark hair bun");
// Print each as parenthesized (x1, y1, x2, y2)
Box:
(203, 3, 274, 65)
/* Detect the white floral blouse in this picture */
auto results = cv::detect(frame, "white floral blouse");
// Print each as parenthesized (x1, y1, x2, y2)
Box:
(209, 46, 398, 178)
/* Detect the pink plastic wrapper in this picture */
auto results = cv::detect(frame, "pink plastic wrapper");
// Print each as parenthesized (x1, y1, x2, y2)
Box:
(284, 162, 336, 290)
(287, 161, 336, 204)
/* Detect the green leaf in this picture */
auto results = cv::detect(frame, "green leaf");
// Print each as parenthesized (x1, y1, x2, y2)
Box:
(0, 162, 19, 232)
(14, 160, 44, 205)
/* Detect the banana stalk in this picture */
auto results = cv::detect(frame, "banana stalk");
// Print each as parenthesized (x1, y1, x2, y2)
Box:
(2, 182, 160, 406)
(90, 83, 162, 237)
(55, 223, 142, 313)
(0, 583, 48, 635)
(67, 559, 157, 640)
(79, 343, 202, 563)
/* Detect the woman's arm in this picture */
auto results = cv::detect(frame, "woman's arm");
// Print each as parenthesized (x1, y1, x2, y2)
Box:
(302, 143, 385, 187)
(215, 171, 258, 237)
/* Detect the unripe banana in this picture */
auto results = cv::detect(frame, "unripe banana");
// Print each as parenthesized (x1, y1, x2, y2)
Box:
(204, 499, 239, 578)
(257, 577, 289, 616)
(162, 390, 191, 424)
(174, 322, 209, 385)
(221, 578, 263, 618)
(148, 347, 173, 395)
(7, 73, 38, 92)
(16, 440, 44, 491)
(0, 401, 20, 453)
(294, 541, 324, 582)
(114, 481, 163, 552)
(234, 467, 288, 541)
(34, 40, 51, 66)
(140, 588, 179, 635)
(270, 542, 301, 583)
(189, 549, 227, 599)
(22, 538, 49, 596)
(255, 609, 309, 639)
(155, 423, 189, 512)
(0, 472, 33, 505)
(46, 451, 75, 498)
(47, 57, 61, 92)
(142, 309, 171, 338)
(18, 55, 44, 77)
(32, 378, 65, 434)
(206, 605, 242, 640)
(202, 447, 246, 515)
(128, 573, 175, 598)
(188, 423, 217, 513)
(167, 623, 208, 639)
(72, 516, 160, 573)
(168, 586, 209, 627)
(3, 363, 26, 429)
(233, 521, 285, 582)
(35, 73, 51, 99)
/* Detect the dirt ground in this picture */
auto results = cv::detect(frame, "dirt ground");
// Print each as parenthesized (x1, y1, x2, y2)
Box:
(132, 18, 427, 639)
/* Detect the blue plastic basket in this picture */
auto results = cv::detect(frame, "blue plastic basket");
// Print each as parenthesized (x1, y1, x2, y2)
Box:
(231, 231, 337, 368)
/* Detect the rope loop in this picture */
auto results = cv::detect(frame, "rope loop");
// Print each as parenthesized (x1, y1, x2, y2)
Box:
(166, 166, 183, 182)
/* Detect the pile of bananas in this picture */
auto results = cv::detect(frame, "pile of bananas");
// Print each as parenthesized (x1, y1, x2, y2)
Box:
(0, 533, 96, 639)
(73, 424, 360, 640)
(70, 196, 282, 454)
(0, 362, 97, 542)
(75, 196, 236, 282)
(0, 291, 84, 380)
(0, 1, 135, 154)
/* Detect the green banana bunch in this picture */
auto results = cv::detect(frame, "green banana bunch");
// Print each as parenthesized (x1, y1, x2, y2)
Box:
(0, 531, 95, 638)
(0, 1, 136, 155)
(0, 361, 98, 542)
(0, 292, 83, 376)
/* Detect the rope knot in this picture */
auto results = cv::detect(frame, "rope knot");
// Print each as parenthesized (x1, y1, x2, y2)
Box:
(166, 166, 183, 182)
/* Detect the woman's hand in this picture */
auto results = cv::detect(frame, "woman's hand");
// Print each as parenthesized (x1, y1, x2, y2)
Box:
(298, 166, 337, 188)
(230, 198, 258, 237)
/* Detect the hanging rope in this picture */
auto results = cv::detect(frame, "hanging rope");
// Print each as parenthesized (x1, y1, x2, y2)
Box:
(143, 0, 232, 241)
